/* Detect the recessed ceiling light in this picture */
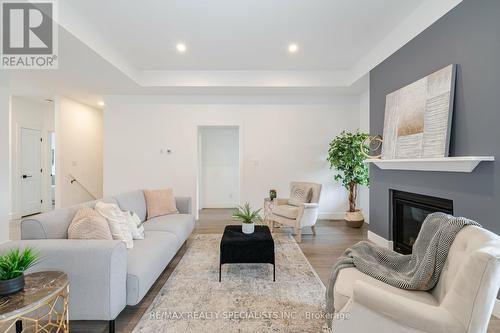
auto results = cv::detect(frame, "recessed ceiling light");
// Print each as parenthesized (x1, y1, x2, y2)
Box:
(176, 43, 187, 53)
(44, 98, 53, 103)
(288, 43, 299, 53)
(97, 101, 105, 107)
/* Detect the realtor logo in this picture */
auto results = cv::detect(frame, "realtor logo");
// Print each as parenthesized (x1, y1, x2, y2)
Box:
(1, 0, 58, 69)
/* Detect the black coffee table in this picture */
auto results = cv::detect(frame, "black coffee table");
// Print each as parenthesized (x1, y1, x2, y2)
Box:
(219, 225, 275, 282)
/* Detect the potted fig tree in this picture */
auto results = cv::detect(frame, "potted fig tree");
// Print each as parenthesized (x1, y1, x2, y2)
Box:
(327, 130, 369, 227)
(0, 248, 40, 295)
(233, 202, 263, 234)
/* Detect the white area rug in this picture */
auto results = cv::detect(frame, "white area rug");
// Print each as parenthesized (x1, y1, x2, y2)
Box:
(133, 234, 327, 332)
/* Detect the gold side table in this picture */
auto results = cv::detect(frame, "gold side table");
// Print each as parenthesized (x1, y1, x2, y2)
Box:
(0, 271, 69, 333)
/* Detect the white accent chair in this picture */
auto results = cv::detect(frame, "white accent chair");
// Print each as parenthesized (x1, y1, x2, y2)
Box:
(269, 182, 322, 243)
(331, 225, 500, 333)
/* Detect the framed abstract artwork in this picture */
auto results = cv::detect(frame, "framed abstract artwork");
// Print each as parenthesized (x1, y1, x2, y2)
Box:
(381, 64, 456, 159)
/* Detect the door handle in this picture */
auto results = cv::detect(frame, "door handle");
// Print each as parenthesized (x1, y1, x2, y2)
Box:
(22, 174, 32, 179)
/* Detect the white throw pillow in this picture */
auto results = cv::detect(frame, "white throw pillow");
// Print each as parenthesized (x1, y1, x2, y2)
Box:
(95, 201, 134, 249)
(124, 211, 145, 240)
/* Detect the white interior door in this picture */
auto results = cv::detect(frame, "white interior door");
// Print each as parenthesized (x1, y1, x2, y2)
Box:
(200, 127, 240, 208)
(21, 128, 42, 216)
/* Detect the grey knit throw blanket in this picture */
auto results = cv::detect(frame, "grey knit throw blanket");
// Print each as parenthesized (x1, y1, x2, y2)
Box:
(325, 212, 480, 324)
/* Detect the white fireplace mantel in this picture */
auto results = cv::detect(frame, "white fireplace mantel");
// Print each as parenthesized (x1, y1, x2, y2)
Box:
(365, 156, 495, 173)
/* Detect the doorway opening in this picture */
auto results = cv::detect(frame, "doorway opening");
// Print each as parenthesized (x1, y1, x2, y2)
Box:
(197, 126, 240, 213)
(20, 127, 42, 216)
(11, 95, 55, 219)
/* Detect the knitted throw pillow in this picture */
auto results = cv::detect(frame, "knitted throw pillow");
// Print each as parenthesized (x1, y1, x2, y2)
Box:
(68, 206, 113, 240)
(288, 185, 312, 207)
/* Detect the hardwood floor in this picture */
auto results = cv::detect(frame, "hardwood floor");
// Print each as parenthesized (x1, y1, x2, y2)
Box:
(10, 209, 500, 332)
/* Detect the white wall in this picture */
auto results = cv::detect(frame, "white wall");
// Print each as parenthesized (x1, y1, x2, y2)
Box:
(55, 97, 103, 208)
(358, 89, 370, 222)
(0, 87, 10, 243)
(10, 96, 54, 217)
(199, 126, 239, 208)
(103, 95, 361, 217)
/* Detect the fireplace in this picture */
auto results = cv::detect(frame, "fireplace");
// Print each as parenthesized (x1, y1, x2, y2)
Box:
(392, 190, 453, 254)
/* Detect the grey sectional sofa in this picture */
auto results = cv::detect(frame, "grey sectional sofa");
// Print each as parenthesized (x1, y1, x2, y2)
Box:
(0, 190, 195, 332)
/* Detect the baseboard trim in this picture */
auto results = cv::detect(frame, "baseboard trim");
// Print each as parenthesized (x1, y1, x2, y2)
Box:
(493, 299, 500, 319)
(201, 203, 238, 209)
(367, 231, 393, 250)
(319, 212, 369, 224)
(319, 212, 345, 220)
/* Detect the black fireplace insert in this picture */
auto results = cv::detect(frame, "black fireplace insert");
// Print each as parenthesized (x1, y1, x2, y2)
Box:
(392, 190, 453, 254)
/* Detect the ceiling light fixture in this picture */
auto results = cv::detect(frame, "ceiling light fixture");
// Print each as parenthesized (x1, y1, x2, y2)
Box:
(176, 43, 187, 53)
(288, 43, 299, 53)
(97, 101, 105, 107)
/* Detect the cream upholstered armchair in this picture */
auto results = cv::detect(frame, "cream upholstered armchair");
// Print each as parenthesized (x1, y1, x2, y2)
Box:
(331, 225, 500, 333)
(269, 182, 322, 242)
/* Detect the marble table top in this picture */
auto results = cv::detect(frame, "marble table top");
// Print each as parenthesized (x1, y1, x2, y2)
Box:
(0, 271, 68, 321)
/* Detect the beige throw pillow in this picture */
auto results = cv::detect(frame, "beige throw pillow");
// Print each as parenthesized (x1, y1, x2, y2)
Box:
(95, 201, 134, 249)
(288, 185, 312, 207)
(144, 188, 178, 219)
(68, 206, 113, 240)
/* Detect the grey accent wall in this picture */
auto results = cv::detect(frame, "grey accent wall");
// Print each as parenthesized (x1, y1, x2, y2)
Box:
(370, 0, 500, 240)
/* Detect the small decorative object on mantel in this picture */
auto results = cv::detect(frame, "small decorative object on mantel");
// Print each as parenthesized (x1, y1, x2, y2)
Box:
(0, 248, 40, 296)
(381, 64, 457, 159)
(269, 189, 277, 201)
(327, 130, 369, 228)
(232, 202, 263, 234)
(360, 135, 383, 159)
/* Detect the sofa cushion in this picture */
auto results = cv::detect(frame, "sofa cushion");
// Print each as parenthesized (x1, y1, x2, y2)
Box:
(68, 206, 112, 240)
(126, 231, 179, 305)
(113, 190, 147, 222)
(288, 184, 312, 207)
(144, 188, 178, 219)
(144, 214, 195, 247)
(334, 267, 438, 312)
(95, 202, 134, 249)
(124, 211, 145, 240)
(21, 197, 117, 240)
(272, 205, 299, 219)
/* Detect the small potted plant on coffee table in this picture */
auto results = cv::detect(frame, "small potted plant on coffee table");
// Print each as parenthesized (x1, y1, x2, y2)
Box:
(233, 202, 263, 234)
(0, 248, 40, 295)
